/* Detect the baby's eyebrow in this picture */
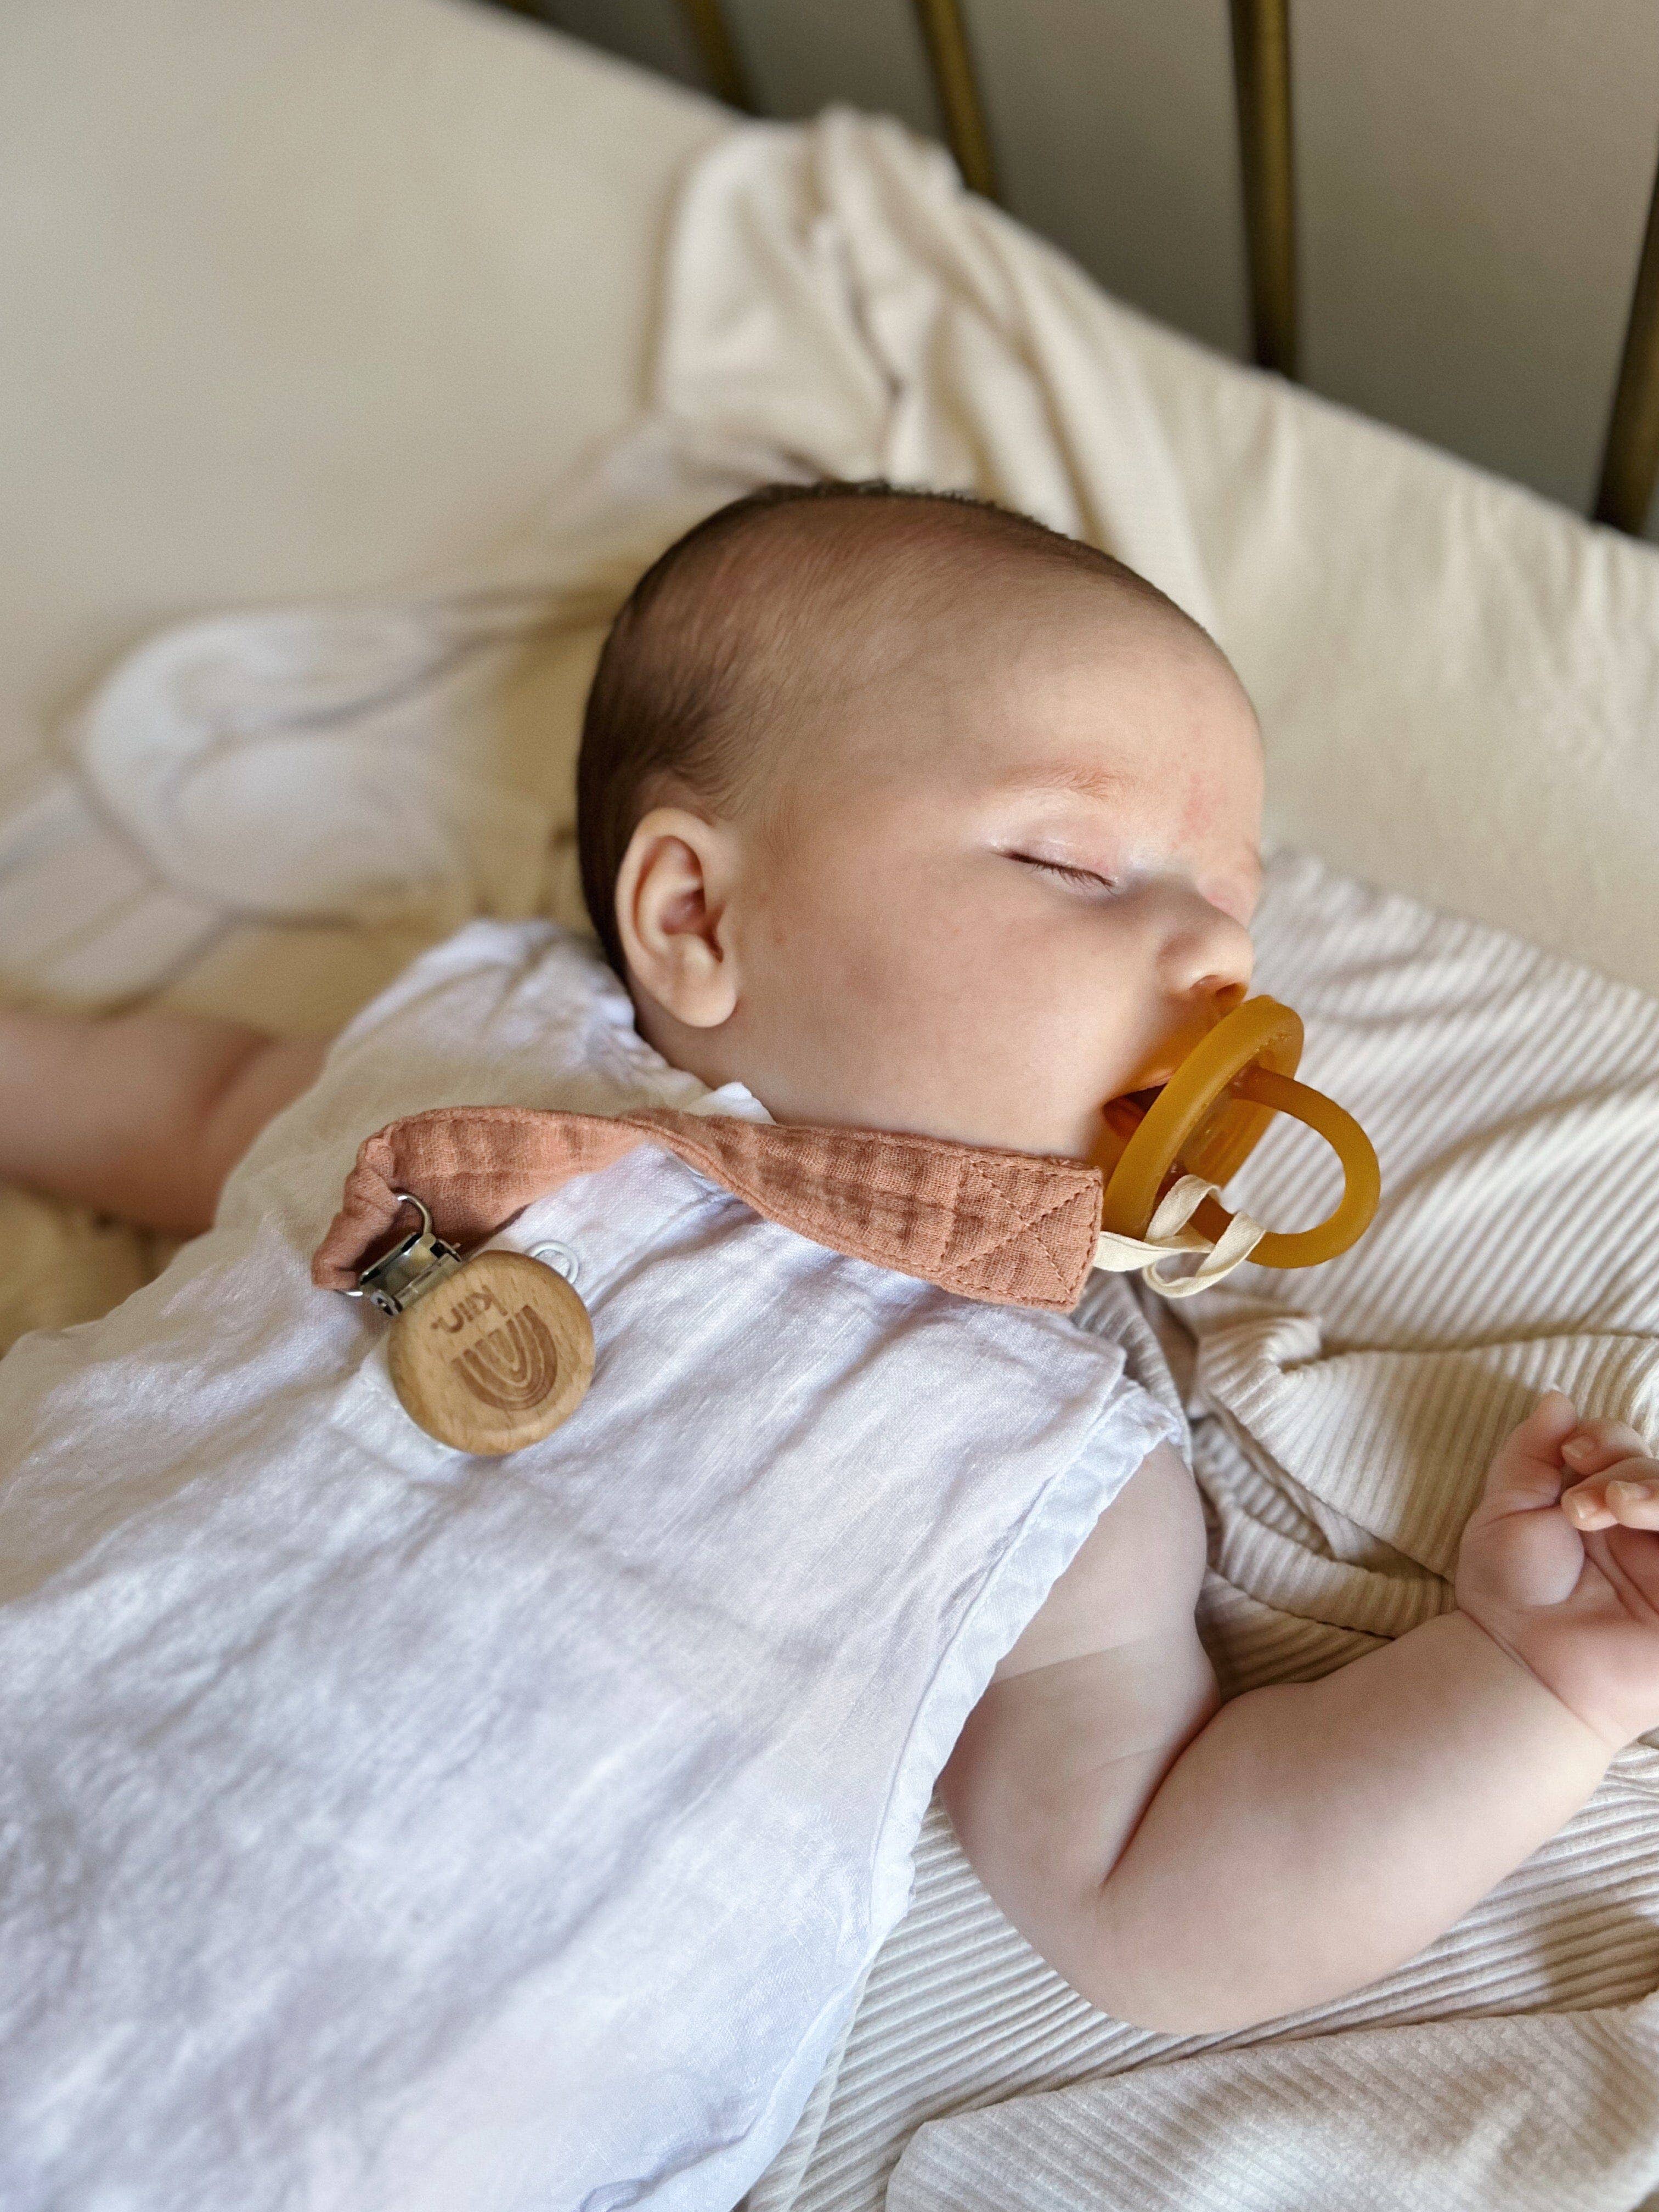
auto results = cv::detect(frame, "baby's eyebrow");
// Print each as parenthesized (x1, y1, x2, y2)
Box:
(995, 761, 1137, 808)
(997, 762, 1262, 882)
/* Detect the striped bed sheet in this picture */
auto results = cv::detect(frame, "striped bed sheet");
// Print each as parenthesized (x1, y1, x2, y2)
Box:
(752, 840, 1659, 2211)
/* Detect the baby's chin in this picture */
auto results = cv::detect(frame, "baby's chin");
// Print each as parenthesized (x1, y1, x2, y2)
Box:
(855, 1090, 1141, 1166)
(995, 1065, 1166, 1157)
(718, 1038, 1148, 1162)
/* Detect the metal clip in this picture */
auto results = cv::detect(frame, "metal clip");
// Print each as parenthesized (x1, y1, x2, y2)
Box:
(341, 1190, 464, 1317)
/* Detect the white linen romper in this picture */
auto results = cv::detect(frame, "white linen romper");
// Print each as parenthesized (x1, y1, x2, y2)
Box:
(0, 920, 1183, 2212)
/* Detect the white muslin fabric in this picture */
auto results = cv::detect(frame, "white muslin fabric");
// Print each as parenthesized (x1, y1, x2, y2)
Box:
(0, 918, 1180, 2212)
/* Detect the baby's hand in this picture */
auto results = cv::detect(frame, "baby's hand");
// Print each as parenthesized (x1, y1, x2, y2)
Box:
(1557, 1413, 1659, 1532)
(1455, 1389, 1659, 1753)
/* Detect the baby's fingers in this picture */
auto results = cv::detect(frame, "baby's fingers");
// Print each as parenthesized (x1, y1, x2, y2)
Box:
(1561, 1415, 1653, 1476)
(1562, 1457, 1659, 1530)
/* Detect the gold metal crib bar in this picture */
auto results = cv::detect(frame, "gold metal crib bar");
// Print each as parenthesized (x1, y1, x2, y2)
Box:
(1595, 144, 1659, 535)
(909, 0, 1000, 202)
(675, 0, 755, 115)
(1229, 0, 1297, 380)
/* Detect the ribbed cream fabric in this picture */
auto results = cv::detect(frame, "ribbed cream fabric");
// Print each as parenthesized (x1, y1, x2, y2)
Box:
(889, 1995, 1659, 2211)
(749, 841, 1659, 2212)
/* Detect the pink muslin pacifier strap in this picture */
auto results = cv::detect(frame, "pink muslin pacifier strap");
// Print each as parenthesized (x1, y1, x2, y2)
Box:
(313, 1104, 1111, 1313)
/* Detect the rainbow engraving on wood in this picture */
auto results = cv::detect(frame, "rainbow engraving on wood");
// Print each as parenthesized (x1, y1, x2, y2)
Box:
(453, 1302, 561, 1412)
(388, 1248, 594, 1454)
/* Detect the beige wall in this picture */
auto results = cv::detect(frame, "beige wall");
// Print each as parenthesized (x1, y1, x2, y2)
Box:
(542, 0, 1659, 536)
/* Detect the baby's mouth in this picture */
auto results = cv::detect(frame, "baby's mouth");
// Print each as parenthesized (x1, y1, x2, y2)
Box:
(1100, 997, 1248, 1155)
(1102, 1053, 1197, 1127)
(1119, 1060, 1178, 1104)
(1098, 1085, 1164, 1153)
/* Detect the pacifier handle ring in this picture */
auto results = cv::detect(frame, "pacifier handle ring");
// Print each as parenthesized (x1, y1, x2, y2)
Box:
(1188, 1066, 1381, 1269)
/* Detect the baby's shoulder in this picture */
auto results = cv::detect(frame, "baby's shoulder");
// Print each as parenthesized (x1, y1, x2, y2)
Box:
(991, 1437, 1206, 1681)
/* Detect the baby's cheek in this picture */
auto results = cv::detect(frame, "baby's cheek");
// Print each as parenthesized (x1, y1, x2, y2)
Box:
(926, 949, 1096, 1139)
(752, 865, 925, 1042)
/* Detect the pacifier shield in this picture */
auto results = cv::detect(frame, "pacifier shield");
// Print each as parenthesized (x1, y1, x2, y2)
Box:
(1096, 995, 1380, 1269)
(387, 1248, 594, 1455)
(1098, 997, 1304, 1240)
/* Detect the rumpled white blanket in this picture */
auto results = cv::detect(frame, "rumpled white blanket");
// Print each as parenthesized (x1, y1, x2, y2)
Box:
(4, 104, 1659, 2211)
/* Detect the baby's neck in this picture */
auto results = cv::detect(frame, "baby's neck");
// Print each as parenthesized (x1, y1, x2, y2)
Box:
(630, 985, 770, 1112)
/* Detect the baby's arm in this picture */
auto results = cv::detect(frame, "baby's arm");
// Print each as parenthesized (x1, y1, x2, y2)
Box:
(0, 1005, 327, 1234)
(939, 1392, 1644, 2035)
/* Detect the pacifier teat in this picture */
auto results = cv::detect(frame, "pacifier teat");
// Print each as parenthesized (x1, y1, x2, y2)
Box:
(1090, 995, 1380, 1297)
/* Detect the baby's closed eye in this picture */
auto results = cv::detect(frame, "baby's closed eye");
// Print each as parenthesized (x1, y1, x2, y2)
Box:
(1006, 851, 1118, 892)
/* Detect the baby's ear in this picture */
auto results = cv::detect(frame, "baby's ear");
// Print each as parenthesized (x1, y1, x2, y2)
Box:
(613, 805, 742, 1029)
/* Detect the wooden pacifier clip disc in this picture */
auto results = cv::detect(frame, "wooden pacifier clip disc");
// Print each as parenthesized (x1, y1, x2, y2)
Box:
(346, 1193, 594, 1456)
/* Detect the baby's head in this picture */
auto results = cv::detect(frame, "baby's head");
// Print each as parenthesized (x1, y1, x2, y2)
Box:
(577, 483, 1262, 1163)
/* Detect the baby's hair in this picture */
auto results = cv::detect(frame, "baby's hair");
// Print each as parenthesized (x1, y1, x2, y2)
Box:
(575, 479, 1193, 981)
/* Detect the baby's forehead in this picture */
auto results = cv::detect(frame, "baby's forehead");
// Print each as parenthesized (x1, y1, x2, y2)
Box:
(788, 536, 1235, 723)
(782, 554, 1256, 829)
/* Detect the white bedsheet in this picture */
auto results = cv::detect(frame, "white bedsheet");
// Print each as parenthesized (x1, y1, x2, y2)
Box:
(888, 1995, 1659, 2212)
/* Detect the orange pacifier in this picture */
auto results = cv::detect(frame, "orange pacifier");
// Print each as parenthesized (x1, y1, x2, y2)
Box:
(1090, 995, 1380, 1299)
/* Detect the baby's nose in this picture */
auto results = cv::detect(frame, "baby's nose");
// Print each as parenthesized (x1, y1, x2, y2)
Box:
(1159, 893, 1256, 1008)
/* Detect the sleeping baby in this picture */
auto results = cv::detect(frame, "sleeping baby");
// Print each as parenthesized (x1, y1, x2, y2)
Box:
(3, 482, 1659, 2202)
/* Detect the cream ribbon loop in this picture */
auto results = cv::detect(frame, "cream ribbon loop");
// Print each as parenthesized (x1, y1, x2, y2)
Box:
(1091, 1174, 1267, 1300)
